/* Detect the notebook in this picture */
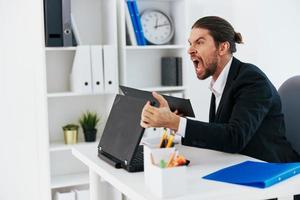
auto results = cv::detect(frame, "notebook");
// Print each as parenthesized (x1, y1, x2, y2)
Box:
(203, 161, 300, 188)
(98, 94, 147, 172)
(119, 85, 195, 117)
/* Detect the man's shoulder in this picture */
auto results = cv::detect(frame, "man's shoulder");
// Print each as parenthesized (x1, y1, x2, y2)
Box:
(233, 57, 268, 80)
(231, 57, 277, 97)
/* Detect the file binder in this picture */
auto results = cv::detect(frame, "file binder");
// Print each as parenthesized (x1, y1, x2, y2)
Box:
(176, 57, 183, 86)
(90, 46, 104, 93)
(44, 0, 63, 46)
(74, 189, 89, 200)
(161, 57, 177, 86)
(161, 57, 182, 86)
(124, 0, 137, 45)
(54, 191, 75, 200)
(126, 0, 141, 45)
(131, 0, 146, 45)
(70, 46, 93, 93)
(62, 0, 73, 46)
(203, 161, 300, 188)
(103, 45, 118, 93)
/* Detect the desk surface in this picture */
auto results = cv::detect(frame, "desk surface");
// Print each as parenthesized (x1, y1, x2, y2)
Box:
(72, 144, 300, 200)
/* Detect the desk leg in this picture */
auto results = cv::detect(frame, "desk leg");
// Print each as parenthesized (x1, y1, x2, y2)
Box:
(89, 168, 101, 200)
(89, 167, 123, 200)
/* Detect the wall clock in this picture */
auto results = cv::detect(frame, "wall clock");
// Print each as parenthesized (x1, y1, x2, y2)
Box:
(140, 9, 175, 45)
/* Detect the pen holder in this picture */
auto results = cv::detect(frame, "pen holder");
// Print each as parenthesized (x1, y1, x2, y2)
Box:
(144, 145, 187, 198)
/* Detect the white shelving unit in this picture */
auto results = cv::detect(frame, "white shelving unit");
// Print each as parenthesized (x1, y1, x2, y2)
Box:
(43, 0, 189, 199)
(117, 0, 188, 97)
(46, 47, 77, 51)
(51, 172, 89, 189)
(125, 44, 185, 50)
(44, 0, 118, 198)
(49, 140, 99, 152)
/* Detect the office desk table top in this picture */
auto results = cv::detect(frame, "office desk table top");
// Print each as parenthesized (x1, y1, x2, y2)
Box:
(72, 143, 300, 200)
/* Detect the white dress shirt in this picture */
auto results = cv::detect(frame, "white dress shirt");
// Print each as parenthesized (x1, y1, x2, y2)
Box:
(176, 57, 233, 138)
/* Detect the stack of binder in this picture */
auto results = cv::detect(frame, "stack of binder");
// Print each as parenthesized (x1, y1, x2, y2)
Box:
(203, 161, 300, 188)
(161, 57, 182, 86)
(44, 0, 77, 47)
(70, 45, 118, 94)
(125, 0, 146, 46)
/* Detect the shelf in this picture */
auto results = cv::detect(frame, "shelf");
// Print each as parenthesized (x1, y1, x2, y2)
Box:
(51, 172, 89, 189)
(141, 86, 186, 92)
(47, 92, 103, 98)
(50, 140, 98, 152)
(125, 45, 186, 50)
(45, 47, 77, 51)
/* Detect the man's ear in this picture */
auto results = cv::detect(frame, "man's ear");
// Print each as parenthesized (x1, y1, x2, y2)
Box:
(218, 41, 230, 55)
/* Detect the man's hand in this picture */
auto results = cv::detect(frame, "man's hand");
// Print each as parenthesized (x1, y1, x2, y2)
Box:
(140, 92, 180, 131)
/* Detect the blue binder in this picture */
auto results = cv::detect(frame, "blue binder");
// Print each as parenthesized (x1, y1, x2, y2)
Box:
(126, 0, 141, 45)
(130, 0, 146, 45)
(203, 161, 300, 188)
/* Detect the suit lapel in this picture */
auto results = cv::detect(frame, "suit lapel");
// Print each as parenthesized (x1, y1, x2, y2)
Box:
(215, 57, 241, 121)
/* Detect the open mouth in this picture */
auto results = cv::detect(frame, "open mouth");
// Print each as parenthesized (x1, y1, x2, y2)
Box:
(191, 58, 200, 69)
(193, 60, 199, 68)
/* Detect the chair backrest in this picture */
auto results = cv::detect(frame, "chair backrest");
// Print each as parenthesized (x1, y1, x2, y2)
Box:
(278, 75, 300, 155)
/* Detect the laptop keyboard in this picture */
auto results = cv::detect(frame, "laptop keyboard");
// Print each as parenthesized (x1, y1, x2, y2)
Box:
(131, 145, 144, 165)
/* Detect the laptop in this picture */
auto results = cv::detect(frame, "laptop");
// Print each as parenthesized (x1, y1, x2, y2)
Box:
(120, 85, 195, 117)
(98, 94, 148, 172)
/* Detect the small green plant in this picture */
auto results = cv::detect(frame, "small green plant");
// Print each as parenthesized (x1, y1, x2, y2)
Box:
(79, 111, 100, 130)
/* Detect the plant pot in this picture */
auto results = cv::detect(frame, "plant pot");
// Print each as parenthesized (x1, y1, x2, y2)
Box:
(63, 124, 79, 144)
(83, 128, 97, 142)
(63, 130, 78, 144)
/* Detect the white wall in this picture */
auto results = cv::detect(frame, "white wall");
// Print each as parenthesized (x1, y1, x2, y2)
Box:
(0, 0, 50, 200)
(187, 0, 300, 121)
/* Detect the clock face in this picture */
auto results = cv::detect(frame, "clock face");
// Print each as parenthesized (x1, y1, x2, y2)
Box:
(141, 10, 174, 45)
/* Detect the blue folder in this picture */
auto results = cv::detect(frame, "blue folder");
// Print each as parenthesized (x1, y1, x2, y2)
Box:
(126, 0, 141, 45)
(203, 161, 300, 188)
(130, 0, 146, 45)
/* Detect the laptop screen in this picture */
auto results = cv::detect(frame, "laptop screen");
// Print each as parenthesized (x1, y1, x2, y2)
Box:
(98, 94, 147, 165)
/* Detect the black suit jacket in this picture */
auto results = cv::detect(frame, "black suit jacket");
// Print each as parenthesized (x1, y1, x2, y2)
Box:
(182, 57, 300, 162)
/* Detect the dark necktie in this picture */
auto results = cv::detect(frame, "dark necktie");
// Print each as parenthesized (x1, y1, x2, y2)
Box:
(209, 93, 216, 122)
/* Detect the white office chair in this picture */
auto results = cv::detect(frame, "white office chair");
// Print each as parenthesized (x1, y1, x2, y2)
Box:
(278, 75, 300, 155)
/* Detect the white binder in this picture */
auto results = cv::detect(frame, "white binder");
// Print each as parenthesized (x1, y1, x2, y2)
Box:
(91, 45, 104, 93)
(103, 45, 118, 93)
(54, 191, 75, 200)
(74, 189, 90, 200)
(70, 45, 92, 93)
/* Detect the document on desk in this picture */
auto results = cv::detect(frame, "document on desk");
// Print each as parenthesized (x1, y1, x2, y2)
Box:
(203, 161, 300, 188)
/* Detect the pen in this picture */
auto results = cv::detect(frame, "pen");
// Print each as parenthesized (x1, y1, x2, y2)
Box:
(159, 128, 168, 148)
(166, 130, 175, 148)
(166, 150, 178, 168)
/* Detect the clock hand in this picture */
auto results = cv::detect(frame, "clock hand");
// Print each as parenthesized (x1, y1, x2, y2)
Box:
(156, 23, 170, 28)
(155, 17, 158, 29)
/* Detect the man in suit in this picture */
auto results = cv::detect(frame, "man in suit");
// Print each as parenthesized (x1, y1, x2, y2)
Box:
(140, 16, 300, 163)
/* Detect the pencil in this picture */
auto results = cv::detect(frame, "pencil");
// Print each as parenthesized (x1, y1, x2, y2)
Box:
(159, 128, 168, 148)
(166, 130, 175, 148)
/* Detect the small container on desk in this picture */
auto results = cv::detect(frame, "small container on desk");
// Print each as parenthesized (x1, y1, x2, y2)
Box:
(143, 144, 187, 198)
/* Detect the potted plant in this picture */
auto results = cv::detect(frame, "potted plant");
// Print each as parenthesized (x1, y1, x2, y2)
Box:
(62, 124, 79, 144)
(79, 111, 100, 142)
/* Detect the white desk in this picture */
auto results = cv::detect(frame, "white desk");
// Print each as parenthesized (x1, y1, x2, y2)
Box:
(72, 144, 300, 200)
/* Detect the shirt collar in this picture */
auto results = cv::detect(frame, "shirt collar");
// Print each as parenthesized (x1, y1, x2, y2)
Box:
(209, 57, 233, 97)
